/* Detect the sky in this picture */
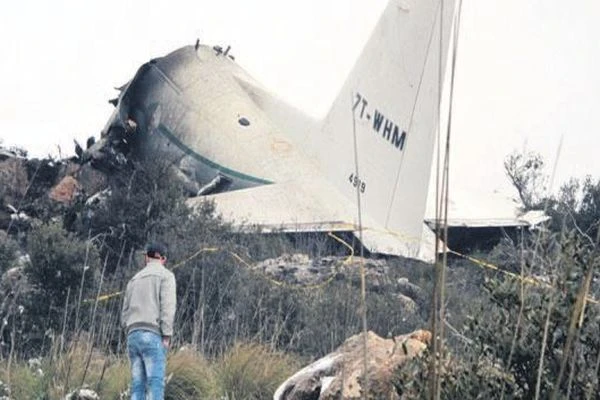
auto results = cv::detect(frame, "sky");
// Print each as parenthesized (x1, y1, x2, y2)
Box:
(0, 0, 598, 200)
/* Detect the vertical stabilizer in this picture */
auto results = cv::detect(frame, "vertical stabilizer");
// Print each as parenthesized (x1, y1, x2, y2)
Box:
(315, 0, 457, 255)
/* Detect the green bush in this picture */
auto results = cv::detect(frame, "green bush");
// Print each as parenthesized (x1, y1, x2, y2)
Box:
(20, 222, 100, 357)
(26, 221, 100, 302)
(394, 227, 600, 399)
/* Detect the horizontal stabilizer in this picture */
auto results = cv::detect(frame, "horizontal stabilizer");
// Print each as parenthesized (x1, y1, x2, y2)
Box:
(186, 180, 436, 262)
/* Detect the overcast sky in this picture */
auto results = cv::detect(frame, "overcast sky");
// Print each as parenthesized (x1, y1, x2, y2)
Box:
(1, 0, 598, 199)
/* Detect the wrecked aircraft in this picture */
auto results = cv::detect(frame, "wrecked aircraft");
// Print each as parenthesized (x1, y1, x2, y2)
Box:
(89, 0, 459, 262)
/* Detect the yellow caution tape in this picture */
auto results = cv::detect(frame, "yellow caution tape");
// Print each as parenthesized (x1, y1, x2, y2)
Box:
(85, 247, 220, 303)
(86, 233, 356, 303)
(88, 230, 597, 306)
(447, 249, 598, 305)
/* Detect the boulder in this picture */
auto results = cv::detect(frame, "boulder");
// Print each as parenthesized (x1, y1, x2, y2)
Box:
(254, 254, 393, 289)
(274, 329, 431, 400)
(49, 176, 80, 204)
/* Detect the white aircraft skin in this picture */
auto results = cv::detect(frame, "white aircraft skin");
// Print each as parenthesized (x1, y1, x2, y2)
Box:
(101, 0, 457, 261)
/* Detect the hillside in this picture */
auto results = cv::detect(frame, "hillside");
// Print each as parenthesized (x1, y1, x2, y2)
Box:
(1, 143, 599, 399)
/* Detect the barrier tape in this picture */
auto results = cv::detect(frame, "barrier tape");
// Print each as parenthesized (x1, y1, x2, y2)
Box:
(447, 249, 598, 305)
(86, 232, 356, 303)
(86, 231, 597, 306)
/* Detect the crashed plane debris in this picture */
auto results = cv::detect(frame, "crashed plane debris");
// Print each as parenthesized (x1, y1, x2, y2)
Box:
(2, 0, 548, 262)
(88, 0, 460, 262)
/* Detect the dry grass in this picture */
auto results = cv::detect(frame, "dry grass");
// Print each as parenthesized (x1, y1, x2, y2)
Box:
(0, 336, 129, 399)
(165, 348, 218, 400)
(96, 358, 130, 399)
(45, 334, 111, 397)
(215, 342, 300, 400)
(1, 339, 303, 399)
(0, 362, 47, 399)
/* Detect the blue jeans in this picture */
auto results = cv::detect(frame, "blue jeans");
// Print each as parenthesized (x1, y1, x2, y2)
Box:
(127, 330, 167, 400)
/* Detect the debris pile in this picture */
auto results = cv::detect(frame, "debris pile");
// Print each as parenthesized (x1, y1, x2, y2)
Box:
(0, 137, 125, 237)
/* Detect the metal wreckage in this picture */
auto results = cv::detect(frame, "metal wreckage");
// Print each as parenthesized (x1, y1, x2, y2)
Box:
(82, 0, 460, 262)
(2, 0, 544, 264)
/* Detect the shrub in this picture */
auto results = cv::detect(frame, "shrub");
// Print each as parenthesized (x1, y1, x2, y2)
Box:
(20, 222, 100, 357)
(0, 232, 19, 274)
(394, 227, 600, 399)
(27, 221, 99, 297)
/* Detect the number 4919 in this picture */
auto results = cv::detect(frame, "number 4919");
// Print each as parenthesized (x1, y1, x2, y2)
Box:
(348, 173, 366, 193)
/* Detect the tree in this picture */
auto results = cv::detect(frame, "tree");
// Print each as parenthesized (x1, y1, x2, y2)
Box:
(504, 151, 547, 209)
(555, 177, 600, 240)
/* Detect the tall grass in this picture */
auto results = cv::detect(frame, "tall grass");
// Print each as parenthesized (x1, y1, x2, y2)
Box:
(0, 340, 301, 399)
(0, 362, 47, 400)
(216, 342, 300, 400)
(165, 348, 217, 399)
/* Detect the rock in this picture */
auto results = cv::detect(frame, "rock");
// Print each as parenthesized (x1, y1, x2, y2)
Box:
(1, 266, 25, 285)
(396, 293, 418, 315)
(49, 176, 80, 204)
(396, 277, 423, 299)
(0, 156, 29, 205)
(274, 329, 431, 400)
(254, 254, 396, 288)
(0, 378, 10, 399)
(27, 357, 42, 369)
(254, 254, 331, 286)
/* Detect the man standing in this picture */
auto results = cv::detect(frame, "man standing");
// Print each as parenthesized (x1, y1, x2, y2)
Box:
(121, 242, 176, 400)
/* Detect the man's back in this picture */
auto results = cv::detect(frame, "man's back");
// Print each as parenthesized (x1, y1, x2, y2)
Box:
(122, 243, 176, 400)
(121, 260, 176, 337)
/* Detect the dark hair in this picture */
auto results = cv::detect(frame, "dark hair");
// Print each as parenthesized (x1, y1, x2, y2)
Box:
(145, 242, 167, 259)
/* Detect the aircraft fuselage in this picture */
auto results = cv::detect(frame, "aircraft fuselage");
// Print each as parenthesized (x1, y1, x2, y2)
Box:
(105, 45, 313, 194)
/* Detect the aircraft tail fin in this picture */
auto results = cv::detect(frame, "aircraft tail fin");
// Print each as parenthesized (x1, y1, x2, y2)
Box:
(313, 0, 457, 256)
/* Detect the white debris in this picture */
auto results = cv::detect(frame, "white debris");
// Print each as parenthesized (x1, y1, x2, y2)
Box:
(65, 388, 100, 400)
(17, 254, 31, 267)
(85, 189, 111, 207)
(273, 353, 341, 400)
(28, 358, 42, 369)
